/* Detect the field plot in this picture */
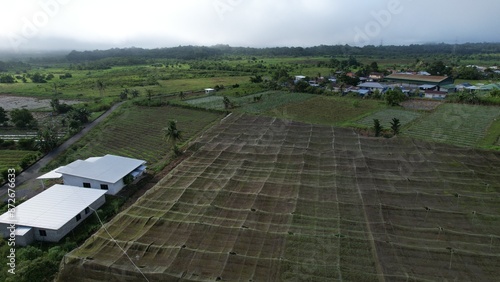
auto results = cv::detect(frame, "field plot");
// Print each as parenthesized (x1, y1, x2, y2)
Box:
(268, 95, 385, 125)
(184, 91, 314, 112)
(59, 114, 500, 281)
(404, 103, 500, 147)
(0, 150, 35, 172)
(47, 105, 222, 170)
(356, 109, 422, 128)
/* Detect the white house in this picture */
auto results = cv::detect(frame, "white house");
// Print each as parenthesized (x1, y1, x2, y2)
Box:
(294, 75, 306, 84)
(50, 154, 146, 195)
(205, 88, 216, 95)
(424, 90, 447, 100)
(0, 185, 106, 246)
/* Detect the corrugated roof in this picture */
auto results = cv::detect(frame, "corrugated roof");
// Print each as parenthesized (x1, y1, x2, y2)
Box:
(37, 166, 64, 180)
(0, 185, 106, 230)
(386, 74, 450, 83)
(358, 82, 387, 88)
(56, 154, 146, 183)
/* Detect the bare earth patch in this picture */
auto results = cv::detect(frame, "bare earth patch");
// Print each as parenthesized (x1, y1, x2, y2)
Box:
(401, 99, 442, 111)
(0, 95, 80, 111)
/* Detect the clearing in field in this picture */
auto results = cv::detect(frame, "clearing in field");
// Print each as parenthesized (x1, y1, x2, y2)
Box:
(59, 114, 500, 281)
(404, 103, 500, 147)
(356, 108, 422, 128)
(184, 91, 315, 112)
(267, 95, 385, 125)
(46, 104, 223, 171)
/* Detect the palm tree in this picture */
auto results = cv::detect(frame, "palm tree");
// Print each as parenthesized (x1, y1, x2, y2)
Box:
(131, 89, 140, 98)
(164, 120, 182, 145)
(145, 88, 154, 100)
(96, 80, 106, 97)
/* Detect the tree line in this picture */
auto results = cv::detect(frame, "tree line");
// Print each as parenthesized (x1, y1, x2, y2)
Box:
(65, 43, 500, 62)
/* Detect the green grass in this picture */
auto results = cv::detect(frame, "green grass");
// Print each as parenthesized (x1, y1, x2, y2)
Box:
(266, 96, 386, 125)
(356, 108, 423, 129)
(239, 91, 316, 113)
(45, 104, 223, 172)
(182, 91, 315, 112)
(0, 150, 36, 172)
(478, 117, 500, 150)
(404, 103, 500, 147)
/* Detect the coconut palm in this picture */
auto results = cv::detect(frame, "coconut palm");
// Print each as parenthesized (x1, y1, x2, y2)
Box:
(95, 80, 106, 97)
(164, 120, 183, 156)
(164, 120, 182, 145)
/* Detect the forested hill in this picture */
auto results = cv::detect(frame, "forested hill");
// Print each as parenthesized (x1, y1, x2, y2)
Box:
(66, 43, 500, 62)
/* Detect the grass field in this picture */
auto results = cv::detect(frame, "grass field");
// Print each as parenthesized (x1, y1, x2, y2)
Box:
(266, 95, 386, 125)
(59, 114, 500, 281)
(183, 91, 315, 112)
(404, 103, 500, 147)
(0, 150, 36, 173)
(45, 104, 223, 172)
(356, 108, 423, 129)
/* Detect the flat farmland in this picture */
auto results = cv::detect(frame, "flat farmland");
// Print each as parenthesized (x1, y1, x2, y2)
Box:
(268, 95, 386, 125)
(59, 114, 500, 281)
(0, 150, 35, 172)
(356, 108, 422, 128)
(404, 103, 500, 147)
(47, 105, 223, 171)
(184, 91, 315, 112)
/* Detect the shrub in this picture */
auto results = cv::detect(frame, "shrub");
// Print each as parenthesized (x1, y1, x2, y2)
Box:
(17, 138, 36, 151)
(373, 119, 383, 137)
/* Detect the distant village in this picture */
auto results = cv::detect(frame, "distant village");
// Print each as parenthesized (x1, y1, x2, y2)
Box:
(294, 64, 500, 99)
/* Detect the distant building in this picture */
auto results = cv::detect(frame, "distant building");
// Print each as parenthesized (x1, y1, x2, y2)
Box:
(358, 82, 388, 93)
(424, 90, 448, 100)
(294, 75, 306, 84)
(369, 72, 384, 81)
(38, 155, 146, 195)
(0, 185, 106, 246)
(386, 74, 454, 90)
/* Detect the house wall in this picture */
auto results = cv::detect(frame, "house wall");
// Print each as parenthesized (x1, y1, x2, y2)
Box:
(0, 224, 35, 246)
(0, 195, 106, 245)
(33, 194, 106, 243)
(17, 228, 34, 246)
(62, 175, 124, 195)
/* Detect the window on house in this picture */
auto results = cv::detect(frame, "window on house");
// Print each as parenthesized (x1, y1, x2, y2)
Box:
(100, 184, 109, 190)
(76, 214, 81, 222)
(39, 230, 47, 236)
(85, 207, 90, 214)
(83, 182, 91, 188)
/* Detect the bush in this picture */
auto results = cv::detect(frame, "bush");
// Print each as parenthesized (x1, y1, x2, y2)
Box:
(385, 88, 407, 106)
(10, 109, 37, 129)
(373, 119, 383, 137)
(17, 138, 36, 150)
(0, 139, 16, 149)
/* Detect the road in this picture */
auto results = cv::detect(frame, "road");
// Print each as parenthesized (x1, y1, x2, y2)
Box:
(1, 101, 124, 200)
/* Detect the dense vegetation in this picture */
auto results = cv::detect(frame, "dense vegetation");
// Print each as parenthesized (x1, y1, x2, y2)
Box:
(65, 43, 500, 62)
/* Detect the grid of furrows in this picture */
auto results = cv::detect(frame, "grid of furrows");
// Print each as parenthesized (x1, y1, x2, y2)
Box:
(60, 113, 500, 282)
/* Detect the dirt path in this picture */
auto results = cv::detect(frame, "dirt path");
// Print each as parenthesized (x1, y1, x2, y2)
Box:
(0, 101, 125, 200)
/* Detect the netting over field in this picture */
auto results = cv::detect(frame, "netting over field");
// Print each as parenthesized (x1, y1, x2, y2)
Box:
(58, 114, 500, 282)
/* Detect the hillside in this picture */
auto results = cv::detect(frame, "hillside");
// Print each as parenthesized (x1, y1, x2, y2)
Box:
(58, 114, 500, 281)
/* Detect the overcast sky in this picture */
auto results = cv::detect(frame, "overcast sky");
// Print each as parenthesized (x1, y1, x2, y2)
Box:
(1, 0, 499, 52)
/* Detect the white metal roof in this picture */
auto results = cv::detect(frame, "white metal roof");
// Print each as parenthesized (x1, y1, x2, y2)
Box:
(36, 166, 64, 180)
(0, 185, 106, 230)
(358, 82, 387, 89)
(56, 154, 146, 184)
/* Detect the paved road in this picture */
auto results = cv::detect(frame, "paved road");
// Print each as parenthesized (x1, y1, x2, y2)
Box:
(1, 101, 124, 200)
